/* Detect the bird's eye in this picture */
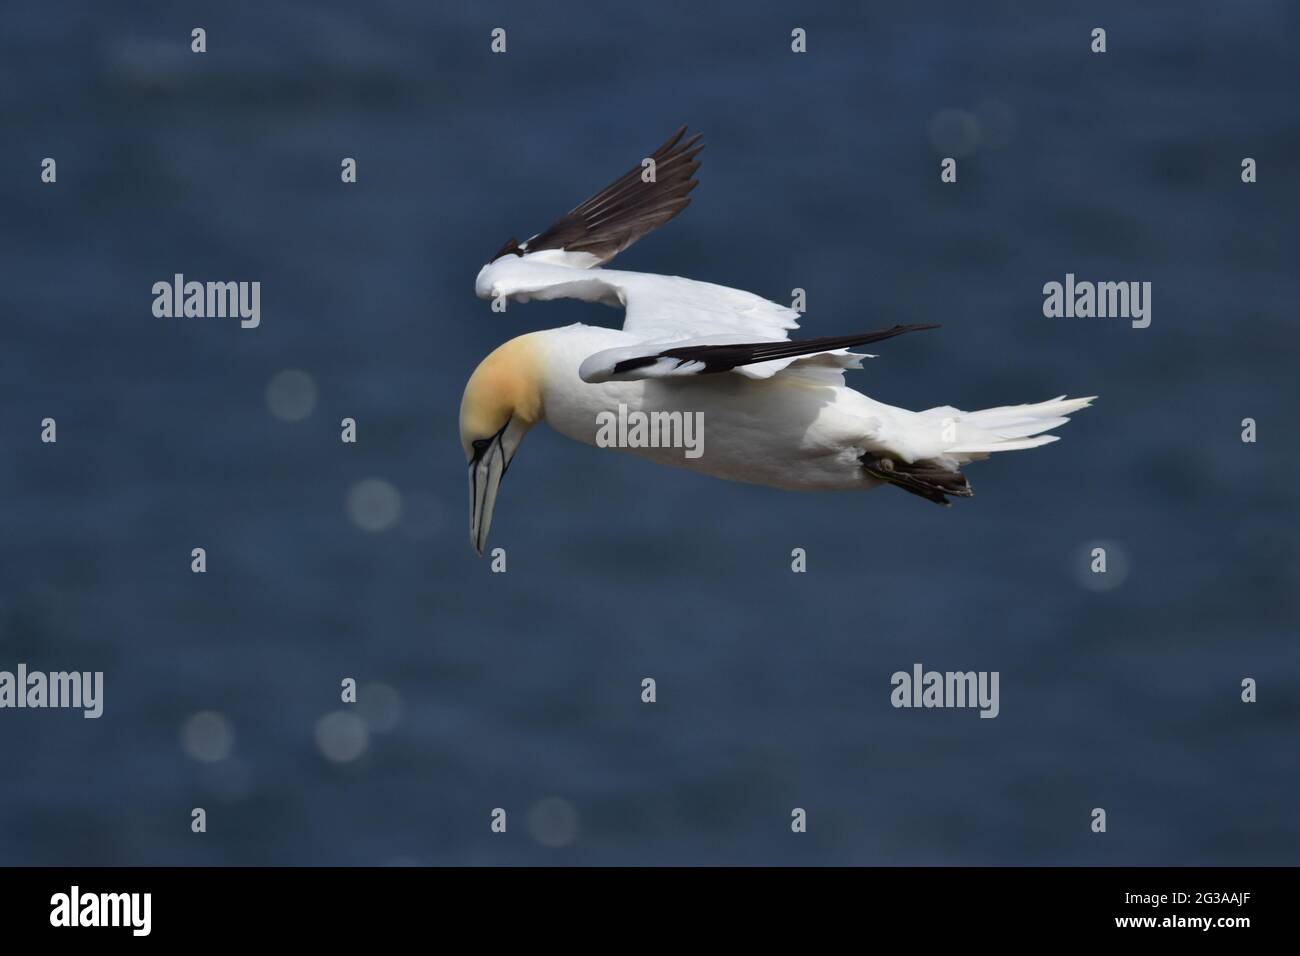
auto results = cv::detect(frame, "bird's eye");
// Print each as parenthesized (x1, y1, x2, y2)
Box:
(472, 438, 491, 453)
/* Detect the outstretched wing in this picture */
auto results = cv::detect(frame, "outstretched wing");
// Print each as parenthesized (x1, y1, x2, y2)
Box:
(476, 126, 799, 349)
(577, 325, 941, 383)
(487, 126, 703, 267)
(476, 258, 801, 342)
(475, 127, 932, 383)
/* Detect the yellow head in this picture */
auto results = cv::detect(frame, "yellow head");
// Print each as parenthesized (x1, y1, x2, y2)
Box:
(459, 335, 544, 555)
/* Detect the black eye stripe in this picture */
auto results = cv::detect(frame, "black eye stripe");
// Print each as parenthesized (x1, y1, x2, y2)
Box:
(469, 417, 513, 466)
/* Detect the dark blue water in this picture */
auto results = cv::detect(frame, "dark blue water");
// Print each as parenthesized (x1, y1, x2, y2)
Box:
(2, 1, 1297, 865)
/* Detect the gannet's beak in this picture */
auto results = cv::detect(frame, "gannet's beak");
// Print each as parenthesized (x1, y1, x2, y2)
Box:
(468, 418, 524, 556)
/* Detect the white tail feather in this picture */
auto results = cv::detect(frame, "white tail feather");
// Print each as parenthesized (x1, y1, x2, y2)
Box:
(943, 395, 1096, 457)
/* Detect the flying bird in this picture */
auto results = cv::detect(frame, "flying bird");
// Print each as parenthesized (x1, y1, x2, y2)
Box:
(461, 127, 1094, 555)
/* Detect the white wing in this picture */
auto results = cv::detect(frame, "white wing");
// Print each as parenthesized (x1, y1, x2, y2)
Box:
(476, 254, 797, 340)
(477, 255, 936, 382)
(477, 128, 938, 381)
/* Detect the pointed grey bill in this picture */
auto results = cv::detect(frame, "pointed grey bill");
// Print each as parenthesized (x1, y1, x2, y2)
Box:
(468, 419, 524, 556)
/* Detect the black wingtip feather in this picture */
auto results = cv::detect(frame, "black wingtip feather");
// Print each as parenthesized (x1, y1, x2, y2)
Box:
(512, 127, 703, 264)
(655, 324, 941, 374)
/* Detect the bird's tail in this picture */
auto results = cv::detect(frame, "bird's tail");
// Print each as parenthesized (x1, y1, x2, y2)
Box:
(939, 395, 1096, 458)
(862, 395, 1095, 506)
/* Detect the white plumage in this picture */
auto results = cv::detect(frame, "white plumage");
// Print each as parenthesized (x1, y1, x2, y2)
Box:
(520, 322, 1092, 491)
(458, 127, 1095, 553)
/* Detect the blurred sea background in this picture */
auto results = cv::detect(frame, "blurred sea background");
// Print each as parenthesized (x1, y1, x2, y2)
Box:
(1, 0, 1297, 865)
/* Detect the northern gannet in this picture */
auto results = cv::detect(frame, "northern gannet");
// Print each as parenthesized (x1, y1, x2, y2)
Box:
(461, 128, 1094, 555)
